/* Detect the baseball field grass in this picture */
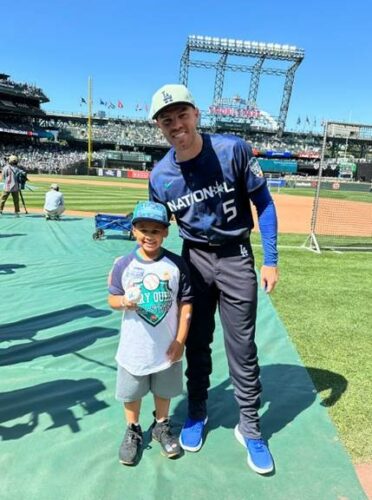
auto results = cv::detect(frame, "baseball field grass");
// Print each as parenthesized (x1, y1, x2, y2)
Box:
(20, 175, 372, 462)
(251, 232, 372, 462)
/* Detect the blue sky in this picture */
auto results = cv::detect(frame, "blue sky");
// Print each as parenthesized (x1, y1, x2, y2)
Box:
(2, 0, 371, 131)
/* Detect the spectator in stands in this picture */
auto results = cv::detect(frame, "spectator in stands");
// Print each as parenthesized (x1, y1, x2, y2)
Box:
(0, 154, 21, 216)
(44, 183, 65, 220)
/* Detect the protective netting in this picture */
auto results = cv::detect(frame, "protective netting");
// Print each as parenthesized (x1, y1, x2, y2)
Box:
(308, 121, 372, 251)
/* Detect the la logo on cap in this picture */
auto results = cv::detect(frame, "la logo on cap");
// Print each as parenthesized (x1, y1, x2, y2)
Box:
(162, 91, 173, 104)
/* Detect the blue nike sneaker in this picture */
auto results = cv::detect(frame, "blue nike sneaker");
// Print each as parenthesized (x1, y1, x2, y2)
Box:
(179, 416, 208, 452)
(234, 425, 274, 474)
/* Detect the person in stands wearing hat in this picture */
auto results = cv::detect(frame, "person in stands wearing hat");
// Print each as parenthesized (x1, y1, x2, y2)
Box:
(148, 84, 279, 474)
(107, 200, 193, 466)
(0, 155, 21, 216)
(43, 183, 65, 220)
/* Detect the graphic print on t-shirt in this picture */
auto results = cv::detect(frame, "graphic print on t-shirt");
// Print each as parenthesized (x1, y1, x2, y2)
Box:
(135, 272, 172, 326)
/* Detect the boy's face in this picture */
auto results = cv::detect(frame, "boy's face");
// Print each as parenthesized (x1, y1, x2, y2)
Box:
(133, 220, 168, 258)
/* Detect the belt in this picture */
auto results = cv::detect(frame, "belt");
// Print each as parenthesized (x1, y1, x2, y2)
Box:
(184, 231, 250, 249)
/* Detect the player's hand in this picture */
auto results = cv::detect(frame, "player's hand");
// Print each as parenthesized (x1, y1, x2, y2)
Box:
(166, 340, 184, 362)
(260, 265, 279, 294)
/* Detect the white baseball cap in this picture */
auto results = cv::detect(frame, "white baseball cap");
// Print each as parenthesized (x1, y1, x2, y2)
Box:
(50, 183, 59, 190)
(8, 155, 18, 164)
(149, 84, 196, 120)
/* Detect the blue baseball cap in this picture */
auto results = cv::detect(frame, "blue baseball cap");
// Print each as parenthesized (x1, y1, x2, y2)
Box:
(132, 201, 170, 227)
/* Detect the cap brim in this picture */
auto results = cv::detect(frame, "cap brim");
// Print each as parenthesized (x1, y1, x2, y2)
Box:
(132, 217, 170, 227)
(152, 102, 195, 120)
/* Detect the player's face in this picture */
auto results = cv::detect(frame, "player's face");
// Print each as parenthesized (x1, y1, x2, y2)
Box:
(133, 221, 168, 258)
(156, 105, 201, 158)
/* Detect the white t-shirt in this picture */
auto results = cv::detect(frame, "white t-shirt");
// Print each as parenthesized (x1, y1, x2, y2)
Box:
(108, 248, 192, 376)
(44, 190, 65, 211)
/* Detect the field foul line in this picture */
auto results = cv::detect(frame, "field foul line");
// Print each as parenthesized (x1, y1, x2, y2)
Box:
(251, 243, 307, 250)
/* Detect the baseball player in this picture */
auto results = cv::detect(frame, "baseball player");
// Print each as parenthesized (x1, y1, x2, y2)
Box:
(148, 84, 279, 474)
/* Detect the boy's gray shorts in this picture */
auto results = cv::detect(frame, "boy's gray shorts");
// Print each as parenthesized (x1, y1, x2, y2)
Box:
(116, 362, 183, 402)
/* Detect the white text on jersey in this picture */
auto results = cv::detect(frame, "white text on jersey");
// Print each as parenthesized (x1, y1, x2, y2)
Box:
(167, 181, 235, 212)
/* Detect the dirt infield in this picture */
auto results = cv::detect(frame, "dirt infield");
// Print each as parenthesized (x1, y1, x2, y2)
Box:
(30, 176, 370, 236)
(28, 175, 147, 190)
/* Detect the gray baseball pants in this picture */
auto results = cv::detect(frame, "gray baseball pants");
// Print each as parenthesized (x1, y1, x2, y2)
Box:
(182, 238, 262, 438)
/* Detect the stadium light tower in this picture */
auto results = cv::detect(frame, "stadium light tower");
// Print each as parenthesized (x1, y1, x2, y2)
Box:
(179, 35, 304, 133)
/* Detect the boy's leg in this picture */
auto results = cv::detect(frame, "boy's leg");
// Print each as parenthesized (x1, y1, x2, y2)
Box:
(119, 400, 143, 466)
(151, 364, 183, 458)
(153, 395, 170, 421)
(116, 365, 148, 466)
(124, 400, 141, 425)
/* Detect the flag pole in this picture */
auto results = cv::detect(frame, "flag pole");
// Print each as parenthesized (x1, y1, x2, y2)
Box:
(88, 76, 93, 170)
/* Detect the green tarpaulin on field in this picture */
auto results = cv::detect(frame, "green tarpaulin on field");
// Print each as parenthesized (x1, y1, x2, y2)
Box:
(0, 213, 366, 500)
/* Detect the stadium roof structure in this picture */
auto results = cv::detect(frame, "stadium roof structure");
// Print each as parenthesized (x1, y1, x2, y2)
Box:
(179, 35, 304, 134)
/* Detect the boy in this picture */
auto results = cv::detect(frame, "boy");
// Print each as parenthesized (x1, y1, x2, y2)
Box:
(108, 201, 193, 465)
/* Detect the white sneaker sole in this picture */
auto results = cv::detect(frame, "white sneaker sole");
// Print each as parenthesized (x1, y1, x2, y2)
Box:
(179, 417, 208, 452)
(234, 425, 274, 474)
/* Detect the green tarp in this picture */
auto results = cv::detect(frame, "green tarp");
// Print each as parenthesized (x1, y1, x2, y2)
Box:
(0, 214, 366, 499)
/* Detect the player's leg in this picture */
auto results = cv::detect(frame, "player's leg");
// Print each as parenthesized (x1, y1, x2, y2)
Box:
(180, 244, 217, 450)
(216, 242, 274, 473)
(182, 245, 217, 414)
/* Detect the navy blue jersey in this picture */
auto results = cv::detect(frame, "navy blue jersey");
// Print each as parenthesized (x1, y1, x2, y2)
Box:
(149, 133, 266, 244)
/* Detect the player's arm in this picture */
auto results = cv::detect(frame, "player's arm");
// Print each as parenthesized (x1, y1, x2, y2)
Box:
(250, 185, 279, 293)
(166, 302, 192, 362)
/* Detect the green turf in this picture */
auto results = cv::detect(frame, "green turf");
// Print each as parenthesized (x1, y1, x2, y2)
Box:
(24, 178, 148, 213)
(252, 233, 372, 462)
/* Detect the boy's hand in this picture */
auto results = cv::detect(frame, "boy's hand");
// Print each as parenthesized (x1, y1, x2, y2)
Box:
(121, 295, 138, 311)
(166, 340, 184, 363)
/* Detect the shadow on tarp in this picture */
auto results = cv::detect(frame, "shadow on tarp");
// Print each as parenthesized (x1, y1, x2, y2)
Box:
(0, 234, 26, 238)
(0, 378, 108, 440)
(0, 264, 26, 274)
(0, 327, 117, 366)
(172, 363, 348, 441)
(0, 304, 111, 342)
(23, 215, 84, 221)
(94, 234, 133, 241)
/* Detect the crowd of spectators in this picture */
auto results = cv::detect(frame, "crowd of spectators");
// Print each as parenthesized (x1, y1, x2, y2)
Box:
(59, 119, 169, 147)
(0, 144, 104, 173)
(0, 77, 47, 100)
(57, 118, 323, 155)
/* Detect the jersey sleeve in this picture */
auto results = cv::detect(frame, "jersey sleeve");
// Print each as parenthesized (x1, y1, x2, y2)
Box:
(233, 139, 266, 193)
(250, 185, 278, 266)
(108, 256, 131, 295)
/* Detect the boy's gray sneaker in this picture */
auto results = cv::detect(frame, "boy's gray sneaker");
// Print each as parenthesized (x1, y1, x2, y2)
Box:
(119, 424, 143, 465)
(151, 418, 181, 458)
